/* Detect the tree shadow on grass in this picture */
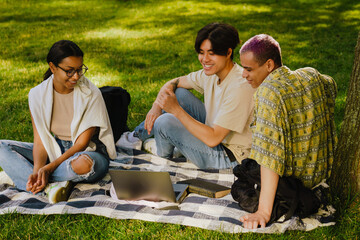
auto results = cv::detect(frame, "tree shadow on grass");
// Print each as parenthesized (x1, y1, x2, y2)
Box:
(0, 0, 358, 136)
(1, 0, 358, 82)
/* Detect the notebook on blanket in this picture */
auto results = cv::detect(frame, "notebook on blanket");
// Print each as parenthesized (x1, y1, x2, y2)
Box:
(109, 169, 188, 203)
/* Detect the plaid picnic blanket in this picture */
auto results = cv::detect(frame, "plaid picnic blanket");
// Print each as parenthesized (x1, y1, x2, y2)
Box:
(0, 147, 335, 233)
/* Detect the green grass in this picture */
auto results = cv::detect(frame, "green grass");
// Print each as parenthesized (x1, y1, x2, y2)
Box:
(0, 0, 359, 238)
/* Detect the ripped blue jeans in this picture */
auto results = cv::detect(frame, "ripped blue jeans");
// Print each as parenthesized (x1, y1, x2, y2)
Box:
(0, 139, 110, 191)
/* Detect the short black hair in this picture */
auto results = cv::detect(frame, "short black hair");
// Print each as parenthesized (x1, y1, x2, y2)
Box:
(195, 23, 239, 60)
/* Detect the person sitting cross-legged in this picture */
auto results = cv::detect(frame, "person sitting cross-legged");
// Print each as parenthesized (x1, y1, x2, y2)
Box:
(117, 23, 256, 169)
(0, 40, 116, 203)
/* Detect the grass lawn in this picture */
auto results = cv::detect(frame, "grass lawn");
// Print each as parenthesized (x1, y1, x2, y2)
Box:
(0, 0, 359, 238)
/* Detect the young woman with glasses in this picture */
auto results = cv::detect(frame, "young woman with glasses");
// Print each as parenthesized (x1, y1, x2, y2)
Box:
(0, 40, 116, 203)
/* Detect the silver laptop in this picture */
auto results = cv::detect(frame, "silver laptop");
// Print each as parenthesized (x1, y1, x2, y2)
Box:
(109, 169, 188, 203)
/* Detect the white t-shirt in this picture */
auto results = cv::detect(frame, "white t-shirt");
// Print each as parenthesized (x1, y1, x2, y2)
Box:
(186, 63, 256, 162)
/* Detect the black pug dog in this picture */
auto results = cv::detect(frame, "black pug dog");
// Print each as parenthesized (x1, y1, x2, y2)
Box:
(231, 158, 321, 225)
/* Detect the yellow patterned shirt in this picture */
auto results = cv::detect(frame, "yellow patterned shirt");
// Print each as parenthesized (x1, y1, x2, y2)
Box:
(250, 66, 337, 188)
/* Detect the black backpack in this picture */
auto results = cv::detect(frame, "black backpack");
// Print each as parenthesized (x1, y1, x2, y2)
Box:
(100, 86, 131, 142)
(231, 158, 321, 225)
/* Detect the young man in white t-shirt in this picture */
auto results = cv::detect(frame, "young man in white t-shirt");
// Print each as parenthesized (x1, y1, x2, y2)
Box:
(117, 23, 256, 169)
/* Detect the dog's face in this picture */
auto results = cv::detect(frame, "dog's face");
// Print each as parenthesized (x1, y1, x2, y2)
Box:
(238, 188, 259, 213)
(231, 180, 260, 213)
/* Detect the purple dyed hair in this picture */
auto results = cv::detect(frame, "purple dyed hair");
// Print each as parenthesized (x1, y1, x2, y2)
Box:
(240, 34, 282, 67)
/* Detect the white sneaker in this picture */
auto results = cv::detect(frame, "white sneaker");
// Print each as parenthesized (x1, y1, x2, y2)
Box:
(173, 147, 184, 158)
(143, 139, 184, 158)
(45, 181, 73, 204)
(143, 138, 158, 155)
(0, 171, 14, 185)
(116, 131, 142, 150)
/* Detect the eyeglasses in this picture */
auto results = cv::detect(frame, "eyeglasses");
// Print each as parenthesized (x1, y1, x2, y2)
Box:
(57, 64, 88, 77)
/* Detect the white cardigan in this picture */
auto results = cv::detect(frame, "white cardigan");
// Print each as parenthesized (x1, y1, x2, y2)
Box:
(28, 75, 116, 162)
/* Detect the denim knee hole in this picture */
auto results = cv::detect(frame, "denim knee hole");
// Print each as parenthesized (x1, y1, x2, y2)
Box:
(70, 154, 94, 177)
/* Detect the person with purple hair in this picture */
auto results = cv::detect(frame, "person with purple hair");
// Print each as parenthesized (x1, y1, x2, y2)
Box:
(238, 34, 337, 228)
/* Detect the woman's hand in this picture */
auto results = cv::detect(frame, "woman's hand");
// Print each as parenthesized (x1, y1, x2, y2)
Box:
(35, 165, 53, 192)
(26, 173, 39, 193)
(27, 164, 55, 194)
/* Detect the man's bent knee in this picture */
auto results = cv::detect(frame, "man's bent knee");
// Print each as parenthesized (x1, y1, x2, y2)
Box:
(153, 113, 178, 138)
(0, 140, 10, 148)
(71, 154, 93, 175)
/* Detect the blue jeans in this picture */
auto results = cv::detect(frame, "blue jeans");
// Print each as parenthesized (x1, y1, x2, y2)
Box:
(134, 88, 237, 169)
(0, 139, 110, 191)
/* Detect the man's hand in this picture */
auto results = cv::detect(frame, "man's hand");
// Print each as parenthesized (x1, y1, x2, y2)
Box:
(144, 76, 190, 134)
(240, 209, 271, 229)
(144, 104, 162, 134)
(240, 166, 279, 229)
(155, 89, 181, 114)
